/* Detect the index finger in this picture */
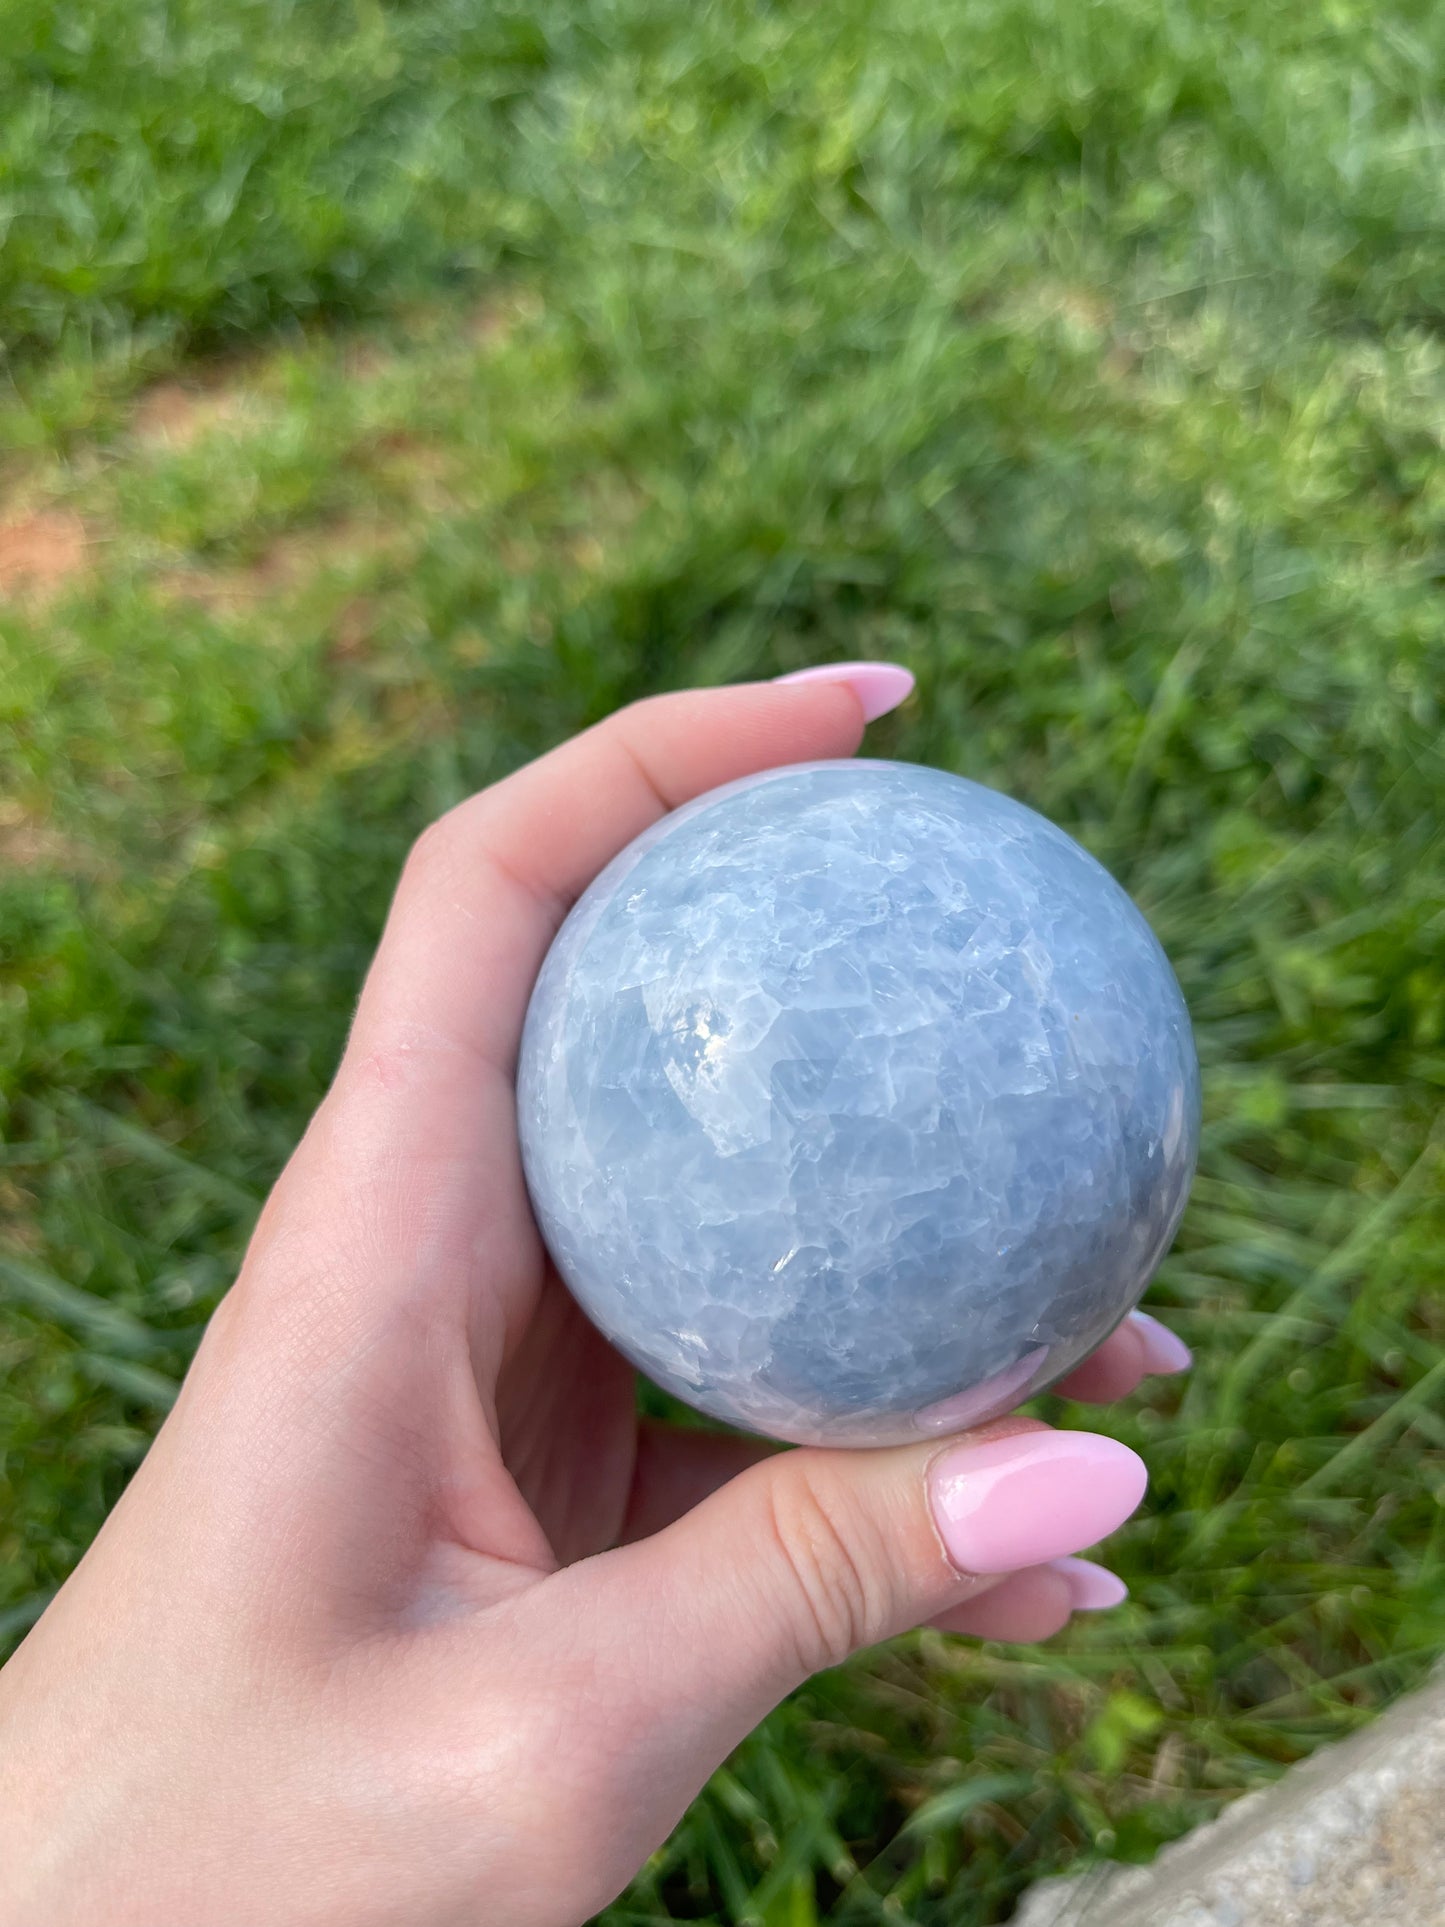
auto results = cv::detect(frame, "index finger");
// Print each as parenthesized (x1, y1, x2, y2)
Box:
(347, 673, 899, 1082)
(260, 672, 906, 1342)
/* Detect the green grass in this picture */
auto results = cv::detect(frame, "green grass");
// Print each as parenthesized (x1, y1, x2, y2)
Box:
(2, 0, 1444, 1918)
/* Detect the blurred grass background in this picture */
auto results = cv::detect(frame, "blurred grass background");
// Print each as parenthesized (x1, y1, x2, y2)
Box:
(2, 0, 1443, 1919)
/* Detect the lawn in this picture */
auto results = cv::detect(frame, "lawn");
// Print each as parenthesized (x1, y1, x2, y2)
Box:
(2, 0, 1444, 1918)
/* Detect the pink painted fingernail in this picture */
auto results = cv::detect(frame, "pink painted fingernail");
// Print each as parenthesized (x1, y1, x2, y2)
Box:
(774, 660, 916, 722)
(1128, 1310, 1193, 1375)
(927, 1430, 1147, 1576)
(1051, 1557, 1129, 1611)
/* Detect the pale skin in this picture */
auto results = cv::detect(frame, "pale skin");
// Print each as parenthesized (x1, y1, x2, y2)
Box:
(0, 679, 1189, 1927)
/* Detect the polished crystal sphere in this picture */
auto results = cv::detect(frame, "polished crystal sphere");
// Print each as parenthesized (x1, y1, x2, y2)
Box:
(518, 760, 1199, 1446)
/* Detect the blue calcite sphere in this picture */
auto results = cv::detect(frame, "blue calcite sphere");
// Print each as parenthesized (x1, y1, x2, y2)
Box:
(518, 760, 1199, 1447)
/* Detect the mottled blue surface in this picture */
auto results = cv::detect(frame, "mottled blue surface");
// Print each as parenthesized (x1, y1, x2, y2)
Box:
(518, 760, 1199, 1446)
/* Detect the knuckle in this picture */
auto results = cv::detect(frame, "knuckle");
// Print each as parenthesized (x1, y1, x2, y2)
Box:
(761, 1466, 888, 1675)
(611, 692, 664, 732)
(400, 812, 464, 895)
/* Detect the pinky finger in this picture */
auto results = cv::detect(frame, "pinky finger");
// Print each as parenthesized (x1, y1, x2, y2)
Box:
(928, 1558, 1127, 1644)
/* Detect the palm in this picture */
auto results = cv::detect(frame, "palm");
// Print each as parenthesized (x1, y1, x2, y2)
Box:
(495, 1263, 643, 1563)
(490, 1251, 767, 1570)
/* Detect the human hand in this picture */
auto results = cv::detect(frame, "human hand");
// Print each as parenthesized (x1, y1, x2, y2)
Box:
(0, 668, 1190, 1927)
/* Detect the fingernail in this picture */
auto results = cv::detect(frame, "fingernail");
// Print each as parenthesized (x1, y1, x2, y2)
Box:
(1050, 1557, 1129, 1611)
(1128, 1310, 1192, 1375)
(774, 660, 916, 722)
(927, 1430, 1147, 1576)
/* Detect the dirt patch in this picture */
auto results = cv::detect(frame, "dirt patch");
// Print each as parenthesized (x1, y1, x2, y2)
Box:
(0, 799, 99, 875)
(154, 536, 305, 613)
(328, 596, 376, 663)
(133, 379, 259, 450)
(154, 517, 409, 616)
(0, 510, 91, 605)
(469, 288, 544, 349)
(356, 429, 457, 509)
(343, 339, 395, 382)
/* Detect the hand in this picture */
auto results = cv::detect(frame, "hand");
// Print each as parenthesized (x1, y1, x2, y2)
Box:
(0, 671, 1190, 1927)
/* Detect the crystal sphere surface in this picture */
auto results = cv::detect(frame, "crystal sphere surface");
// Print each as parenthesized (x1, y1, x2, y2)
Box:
(518, 759, 1198, 1446)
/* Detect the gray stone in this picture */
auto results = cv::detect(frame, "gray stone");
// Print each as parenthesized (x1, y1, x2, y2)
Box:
(1015, 1672, 1445, 1927)
(518, 760, 1198, 1446)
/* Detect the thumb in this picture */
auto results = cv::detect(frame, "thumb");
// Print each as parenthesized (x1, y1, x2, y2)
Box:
(568, 1419, 1147, 1777)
